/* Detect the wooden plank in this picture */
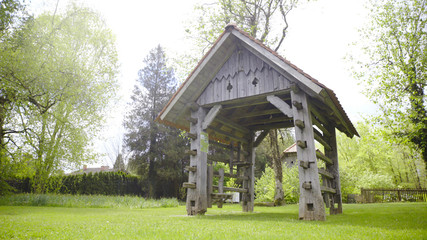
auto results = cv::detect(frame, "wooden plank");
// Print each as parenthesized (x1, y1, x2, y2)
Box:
(232, 109, 281, 119)
(311, 116, 331, 137)
(217, 168, 224, 208)
(324, 124, 343, 215)
(215, 116, 250, 135)
(316, 150, 333, 165)
(207, 164, 213, 208)
(202, 105, 222, 130)
(240, 116, 292, 126)
(318, 168, 334, 179)
(208, 126, 249, 144)
(213, 186, 248, 193)
(248, 121, 294, 131)
(313, 129, 332, 151)
(266, 95, 293, 118)
(320, 186, 337, 194)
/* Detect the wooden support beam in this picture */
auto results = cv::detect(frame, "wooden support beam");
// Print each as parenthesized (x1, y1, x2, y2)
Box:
(213, 171, 248, 180)
(291, 83, 300, 93)
(316, 150, 333, 165)
(248, 121, 294, 131)
(213, 186, 248, 193)
(299, 160, 310, 169)
(207, 165, 213, 208)
(253, 130, 269, 147)
(240, 116, 292, 126)
(215, 116, 250, 135)
(295, 119, 305, 129)
(232, 109, 281, 119)
(202, 105, 222, 130)
(311, 117, 331, 137)
(183, 182, 196, 189)
(310, 106, 329, 126)
(207, 126, 248, 144)
(318, 168, 334, 179)
(320, 186, 337, 194)
(313, 129, 332, 151)
(267, 95, 293, 118)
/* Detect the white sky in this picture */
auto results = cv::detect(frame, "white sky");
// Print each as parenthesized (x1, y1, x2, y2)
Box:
(30, 0, 377, 167)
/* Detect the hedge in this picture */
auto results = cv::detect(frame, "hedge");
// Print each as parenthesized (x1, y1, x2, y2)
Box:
(7, 171, 143, 196)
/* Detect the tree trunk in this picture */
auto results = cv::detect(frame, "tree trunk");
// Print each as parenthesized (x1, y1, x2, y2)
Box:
(269, 129, 284, 206)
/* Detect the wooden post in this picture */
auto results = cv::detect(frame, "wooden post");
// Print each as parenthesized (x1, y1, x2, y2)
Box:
(325, 124, 343, 214)
(291, 90, 325, 221)
(207, 164, 213, 208)
(186, 106, 208, 215)
(217, 168, 224, 208)
(242, 132, 255, 212)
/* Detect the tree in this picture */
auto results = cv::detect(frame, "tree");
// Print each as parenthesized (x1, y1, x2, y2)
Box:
(123, 45, 188, 198)
(1, 4, 119, 193)
(355, 0, 427, 168)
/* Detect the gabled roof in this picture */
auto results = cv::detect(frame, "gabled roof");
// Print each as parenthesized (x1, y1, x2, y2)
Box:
(156, 24, 359, 138)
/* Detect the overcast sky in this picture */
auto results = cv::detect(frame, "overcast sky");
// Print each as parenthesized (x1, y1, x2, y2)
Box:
(30, 0, 377, 167)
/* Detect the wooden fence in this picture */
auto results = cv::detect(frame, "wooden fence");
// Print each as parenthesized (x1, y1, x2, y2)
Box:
(361, 188, 427, 203)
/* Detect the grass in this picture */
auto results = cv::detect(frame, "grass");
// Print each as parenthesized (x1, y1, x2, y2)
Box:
(0, 194, 179, 209)
(0, 201, 426, 239)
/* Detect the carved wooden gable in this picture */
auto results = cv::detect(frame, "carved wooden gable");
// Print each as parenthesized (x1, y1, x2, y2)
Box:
(197, 47, 292, 106)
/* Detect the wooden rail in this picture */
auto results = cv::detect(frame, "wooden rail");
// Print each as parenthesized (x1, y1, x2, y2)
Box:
(361, 188, 427, 203)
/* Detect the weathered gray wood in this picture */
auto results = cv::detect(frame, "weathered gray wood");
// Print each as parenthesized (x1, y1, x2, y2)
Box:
(186, 107, 208, 215)
(187, 117, 198, 124)
(291, 90, 325, 221)
(212, 186, 248, 193)
(207, 164, 213, 208)
(318, 168, 334, 179)
(185, 150, 197, 156)
(325, 124, 343, 215)
(217, 168, 224, 208)
(232, 109, 282, 119)
(311, 116, 331, 137)
(242, 132, 255, 212)
(208, 126, 249, 144)
(249, 121, 294, 131)
(320, 186, 337, 194)
(215, 116, 250, 135)
(313, 129, 332, 151)
(292, 101, 303, 110)
(297, 140, 307, 149)
(316, 150, 333, 165)
(241, 116, 292, 126)
(202, 105, 222, 130)
(266, 95, 293, 118)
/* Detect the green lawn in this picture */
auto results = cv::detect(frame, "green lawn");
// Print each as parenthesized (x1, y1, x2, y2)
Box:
(0, 203, 426, 239)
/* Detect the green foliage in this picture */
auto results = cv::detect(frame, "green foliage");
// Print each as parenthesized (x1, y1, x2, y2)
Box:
(255, 166, 275, 202)
(0, 194, 179, 209)
(338, 121, 427, 200)
(0, 203, 426, 239)
(354, 0, 427, 166)
(123, 45, 188, 199)
(1, 3, 119, 193)
(8, 171, 143, 196)
(255, 164, 299, 203)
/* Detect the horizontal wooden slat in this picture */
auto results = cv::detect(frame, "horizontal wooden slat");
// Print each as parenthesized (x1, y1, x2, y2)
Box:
(316, 150, 333, 165)
(313, 129, 332, 151)
(321, 186, 336, 194)
(213, 186, 248, 193)
(318, 168, 334, 179)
